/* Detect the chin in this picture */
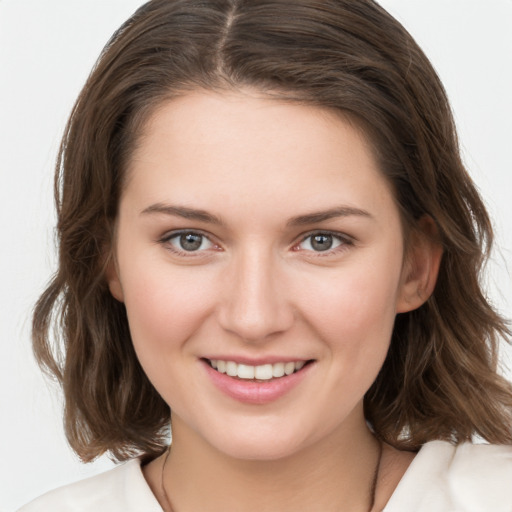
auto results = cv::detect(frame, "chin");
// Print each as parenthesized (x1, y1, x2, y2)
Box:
(200, 420, 318, 462)
(218, 438, 305, 462)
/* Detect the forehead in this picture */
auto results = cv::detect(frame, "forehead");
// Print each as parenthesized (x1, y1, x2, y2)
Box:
(122, 90, 398, 227)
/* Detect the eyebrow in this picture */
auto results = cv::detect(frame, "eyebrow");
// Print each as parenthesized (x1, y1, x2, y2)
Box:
(141, 203, 224, 225)
(141, 203, 372, 226)
(286, 206, 373, 227)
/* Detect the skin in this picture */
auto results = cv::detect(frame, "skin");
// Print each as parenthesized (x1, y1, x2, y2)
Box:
(108, 90, 441, 512)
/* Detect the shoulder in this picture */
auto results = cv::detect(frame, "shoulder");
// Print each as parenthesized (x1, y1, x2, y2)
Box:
(17, 459, 163, 512)
(441, 441, 512, 509)
(386, 441, 512, 512)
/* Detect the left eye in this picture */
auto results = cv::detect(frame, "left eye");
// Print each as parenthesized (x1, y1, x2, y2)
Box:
(298, 233, 345, 252)
(167, 232, 214, 252)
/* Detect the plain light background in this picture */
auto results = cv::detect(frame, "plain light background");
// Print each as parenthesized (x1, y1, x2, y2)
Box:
(1, 1, 511, 510)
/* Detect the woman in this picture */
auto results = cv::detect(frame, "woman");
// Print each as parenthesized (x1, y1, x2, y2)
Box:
(20, 0, 512, 510)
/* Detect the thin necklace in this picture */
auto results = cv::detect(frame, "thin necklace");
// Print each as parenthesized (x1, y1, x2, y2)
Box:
(160, 447, 173, 512)
(160, 440, 383, 512)
(369, 439, 383, 511)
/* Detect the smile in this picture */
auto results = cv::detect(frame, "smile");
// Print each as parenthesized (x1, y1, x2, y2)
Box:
(208, 359, 307, 380)
(203, 358, 315, 404)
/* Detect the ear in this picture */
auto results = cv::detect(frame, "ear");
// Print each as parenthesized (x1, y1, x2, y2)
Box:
(104, 253, 125, 303)
(396, 216, 443, 313)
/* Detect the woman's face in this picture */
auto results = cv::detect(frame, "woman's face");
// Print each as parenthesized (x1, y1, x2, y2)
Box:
(109, 90, 426, 460)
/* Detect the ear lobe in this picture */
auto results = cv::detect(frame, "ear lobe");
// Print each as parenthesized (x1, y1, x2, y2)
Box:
(105, 254, 125, 303)
(396, 216, 443, 313)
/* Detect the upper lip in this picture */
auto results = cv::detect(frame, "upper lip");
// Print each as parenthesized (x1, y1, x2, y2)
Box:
(201, 356, 312, 366)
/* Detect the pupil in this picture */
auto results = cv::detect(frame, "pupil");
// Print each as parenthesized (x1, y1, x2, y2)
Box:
(311, 234, 332, 251)
(180, 233, 202, 251)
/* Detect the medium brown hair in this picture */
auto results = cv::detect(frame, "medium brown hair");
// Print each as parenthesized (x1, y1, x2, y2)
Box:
(33, 0, 512, 462)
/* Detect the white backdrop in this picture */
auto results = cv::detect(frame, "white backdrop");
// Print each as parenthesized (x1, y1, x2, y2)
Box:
(1, 1, 511, 510)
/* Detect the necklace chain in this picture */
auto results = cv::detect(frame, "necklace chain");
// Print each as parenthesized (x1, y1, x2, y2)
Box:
(369, 439, 383, 511)
(160, 447, 173, 512)
(160, 440, 383, 512)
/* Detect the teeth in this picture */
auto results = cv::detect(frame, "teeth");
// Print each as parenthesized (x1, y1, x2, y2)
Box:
(272, 362, 285, 378)
(254, 364, 273, 380)
(226, 361, 237, 377)
(237, 364, 255, 379)
(208, 359, 307, 380)
(284, 362, 295, 375)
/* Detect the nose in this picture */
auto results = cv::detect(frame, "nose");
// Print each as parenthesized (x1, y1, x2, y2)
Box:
(217, 245, 294, 342)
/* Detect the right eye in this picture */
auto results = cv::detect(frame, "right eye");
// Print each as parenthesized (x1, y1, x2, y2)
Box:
(161, 231, 217, 254)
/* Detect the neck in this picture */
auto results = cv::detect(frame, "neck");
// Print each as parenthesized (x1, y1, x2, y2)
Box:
(163, 413, 381, 512)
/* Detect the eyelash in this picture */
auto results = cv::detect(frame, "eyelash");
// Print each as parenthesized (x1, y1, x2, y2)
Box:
(158, 230, 220, 257)
(158, 230, 353, 257)
(294, 230, 353, 256)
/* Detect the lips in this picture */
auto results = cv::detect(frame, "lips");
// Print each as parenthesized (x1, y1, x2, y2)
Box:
(202, 357, 314, 404)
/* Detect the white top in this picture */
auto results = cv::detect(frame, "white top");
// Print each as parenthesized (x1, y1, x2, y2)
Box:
(18, 440, 512, 511)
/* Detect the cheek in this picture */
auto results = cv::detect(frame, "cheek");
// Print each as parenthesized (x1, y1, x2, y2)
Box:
(297, 254, 402, 359)
(309, 267, 400, 408)
(119, 264, 221, 407)
(119, 257, 217, 364)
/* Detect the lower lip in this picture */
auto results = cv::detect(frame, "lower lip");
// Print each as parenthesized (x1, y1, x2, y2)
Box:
(202, 360, 313, 405)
